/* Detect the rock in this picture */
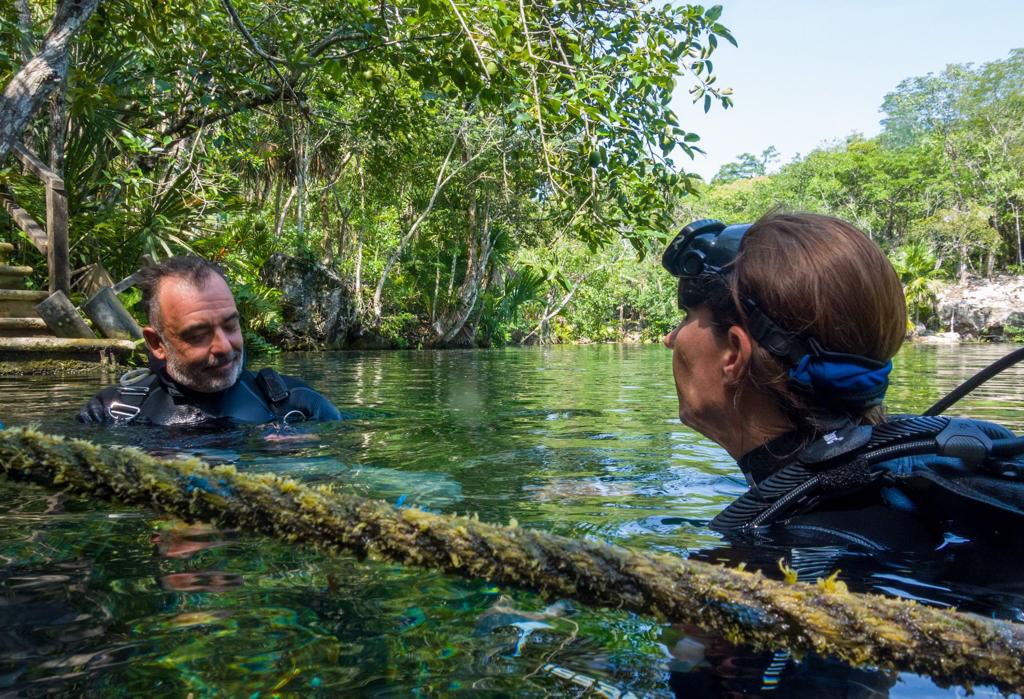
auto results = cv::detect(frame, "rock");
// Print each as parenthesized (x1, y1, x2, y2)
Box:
(911, 331, 961, 345)
(933, 275, 1024, 339)
(347, 329, 395, 350)
(260, 254, 357, 349)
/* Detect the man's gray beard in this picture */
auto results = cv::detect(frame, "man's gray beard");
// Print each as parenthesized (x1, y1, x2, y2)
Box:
(163, 343, 242, 393)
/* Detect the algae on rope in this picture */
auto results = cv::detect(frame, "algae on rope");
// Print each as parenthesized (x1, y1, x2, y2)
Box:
(0, 427, 1023, 693)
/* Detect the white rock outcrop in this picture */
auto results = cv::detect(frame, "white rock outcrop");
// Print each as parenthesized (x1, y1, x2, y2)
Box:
(933, 275, 1024, 339)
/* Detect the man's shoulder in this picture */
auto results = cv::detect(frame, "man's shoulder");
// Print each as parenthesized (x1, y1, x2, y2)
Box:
(77, 382, 141, 423)
(248, 367, 340, 421)
(247, 367, 319, 393)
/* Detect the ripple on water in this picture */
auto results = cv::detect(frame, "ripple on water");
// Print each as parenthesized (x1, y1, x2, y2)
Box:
(0, 344, 1022, 696)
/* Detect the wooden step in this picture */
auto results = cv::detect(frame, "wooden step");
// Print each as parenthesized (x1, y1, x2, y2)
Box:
(0, 264, 33, 290)
(0, 317, 49, 338)
(0, 336, 136, 362)
(0, 289, 49, 318)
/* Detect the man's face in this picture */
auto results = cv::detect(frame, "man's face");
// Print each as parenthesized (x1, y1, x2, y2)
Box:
(143, 274, 244, 393)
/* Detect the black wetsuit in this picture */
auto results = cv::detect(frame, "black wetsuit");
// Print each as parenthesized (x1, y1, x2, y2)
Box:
(665, 420, 1024, 698)
(720, 419, 1024, 552)
(730, 431, 938, 551)
(77, 366, 341, 426)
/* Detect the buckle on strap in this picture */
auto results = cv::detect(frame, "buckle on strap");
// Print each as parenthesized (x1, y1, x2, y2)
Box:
(282, 409, 307, 425)
(108, 401, 142, 420)
(119, 385, 150, 397)
(109, 379, 152, 422)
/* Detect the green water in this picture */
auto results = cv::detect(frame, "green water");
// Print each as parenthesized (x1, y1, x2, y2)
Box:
(1, 343, 1022, 696)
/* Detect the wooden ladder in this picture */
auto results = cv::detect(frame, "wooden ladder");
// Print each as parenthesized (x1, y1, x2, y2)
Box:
(1, 144, 135, 361)
(0, 142, 69, 296)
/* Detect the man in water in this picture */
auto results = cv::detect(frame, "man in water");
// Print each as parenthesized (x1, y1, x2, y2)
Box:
(78, 256, 340, 425)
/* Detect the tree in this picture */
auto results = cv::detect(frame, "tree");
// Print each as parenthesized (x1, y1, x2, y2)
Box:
(0, 0, 99, 163)
(711, 145, 778, 184)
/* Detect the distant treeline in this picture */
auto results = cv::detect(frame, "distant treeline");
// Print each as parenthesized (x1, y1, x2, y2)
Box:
(657, 48, 1024, 334)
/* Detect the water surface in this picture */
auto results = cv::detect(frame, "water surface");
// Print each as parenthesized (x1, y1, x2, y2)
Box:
(1, 343, 1022, 696)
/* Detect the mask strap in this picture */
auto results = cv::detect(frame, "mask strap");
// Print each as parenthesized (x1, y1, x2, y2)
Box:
(741, 298, 808, 365)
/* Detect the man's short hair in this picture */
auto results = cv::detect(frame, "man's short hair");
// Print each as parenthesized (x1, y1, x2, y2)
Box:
(137, 256, 229, 329)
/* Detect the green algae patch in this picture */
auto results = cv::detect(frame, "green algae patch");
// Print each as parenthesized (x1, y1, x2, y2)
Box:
(1, 427, 1023, 693)
(0, 358, 124, 376)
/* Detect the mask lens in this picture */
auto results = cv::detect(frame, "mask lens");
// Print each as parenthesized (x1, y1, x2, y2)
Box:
(680, 250, 706, 276)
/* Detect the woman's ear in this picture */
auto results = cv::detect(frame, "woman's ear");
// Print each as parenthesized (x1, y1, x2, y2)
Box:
(722, 324, 754, 385)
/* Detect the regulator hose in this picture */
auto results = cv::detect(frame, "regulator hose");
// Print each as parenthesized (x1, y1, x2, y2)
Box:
(924, 346, 1024, 416)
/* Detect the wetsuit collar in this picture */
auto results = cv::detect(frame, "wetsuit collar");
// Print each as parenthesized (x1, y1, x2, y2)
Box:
(737, 431, 811, 488)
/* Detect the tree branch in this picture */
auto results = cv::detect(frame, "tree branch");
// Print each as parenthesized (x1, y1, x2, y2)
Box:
(219, 0, 313, 123)
(446, 0, 491, 78)
(0, 0, 100, 165)
(220, 0, 287, 64)
(307, 28, 373, 58)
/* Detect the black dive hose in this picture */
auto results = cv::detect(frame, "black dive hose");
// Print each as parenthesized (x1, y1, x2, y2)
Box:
(860, 433, 1024, 466)
(860, 434, 1024, 465)
(916, 346, 1024, 462)
(924, 346, 1024, 416)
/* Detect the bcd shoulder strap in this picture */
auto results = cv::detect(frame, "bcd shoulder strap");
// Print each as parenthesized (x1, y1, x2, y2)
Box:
(712, 415, 1024, 532)
(255, 368, 309, 424)
(256, 368, 290, 405)
(108, 368, 158, 422)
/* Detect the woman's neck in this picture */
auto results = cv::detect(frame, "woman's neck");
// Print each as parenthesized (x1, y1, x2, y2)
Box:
(715, 390, 794, 461)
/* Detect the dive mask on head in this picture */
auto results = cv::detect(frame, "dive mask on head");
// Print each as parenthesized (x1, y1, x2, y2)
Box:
(661, 219, 751, 309)
(661, 218, 894, 413)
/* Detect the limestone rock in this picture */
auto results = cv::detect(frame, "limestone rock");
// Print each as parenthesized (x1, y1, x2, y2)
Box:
(260, 253, 357, 349)
(933, 275, 1024, 339)
(911, 331, 962, 345)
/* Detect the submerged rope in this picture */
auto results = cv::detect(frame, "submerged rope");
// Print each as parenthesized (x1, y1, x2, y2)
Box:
(1, 427, 1022, 692)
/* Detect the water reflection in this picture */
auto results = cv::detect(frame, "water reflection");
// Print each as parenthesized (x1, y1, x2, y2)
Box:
(0, 343, 1022, 696)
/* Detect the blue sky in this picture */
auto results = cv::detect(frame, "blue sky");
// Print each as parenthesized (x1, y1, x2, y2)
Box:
(672, 0, 1024, 180)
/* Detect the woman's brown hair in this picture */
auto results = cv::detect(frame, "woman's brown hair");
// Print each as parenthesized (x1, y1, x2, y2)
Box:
(709, 212, 907, 430)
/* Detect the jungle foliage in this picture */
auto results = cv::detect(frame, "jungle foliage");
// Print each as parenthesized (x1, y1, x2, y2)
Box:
(0, 0, 733, 347)
(1, 3, 1021, 346)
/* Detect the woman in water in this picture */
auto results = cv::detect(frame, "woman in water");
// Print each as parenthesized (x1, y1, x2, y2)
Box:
(661, 212, 1024, 550)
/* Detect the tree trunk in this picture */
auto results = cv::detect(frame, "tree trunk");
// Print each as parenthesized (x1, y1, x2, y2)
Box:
(431, 258, 441, 323)
(1013, 202, 1022, 268)
(354, 233, 363, 311)
(295, 127, 308, 245)
(275, 184, 296, 239)
(435, 197, 496, 345)
(320, 189, 332, 266)
(15, 0, 36, 153)
(372, 129, 470, 320)
(0, 0, 100, 165)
